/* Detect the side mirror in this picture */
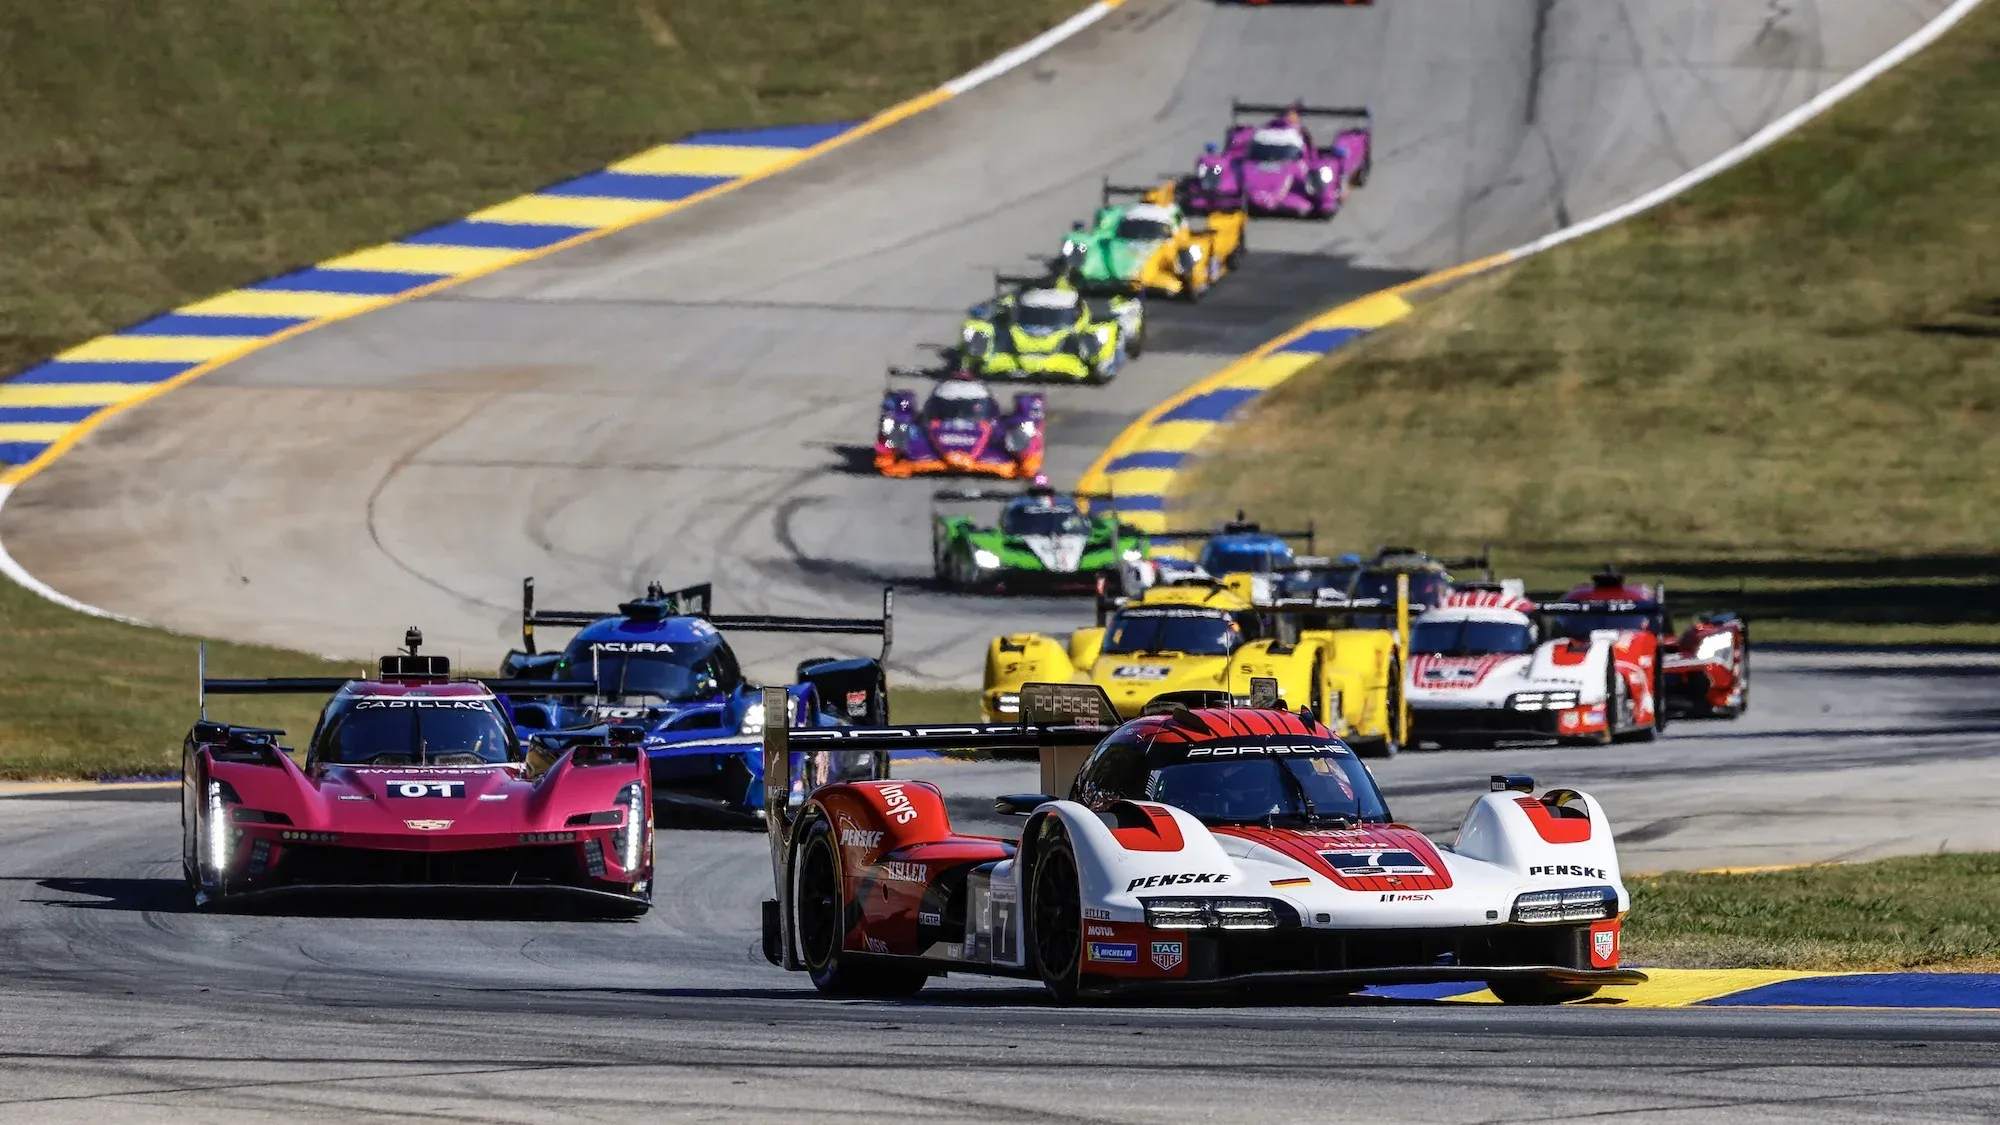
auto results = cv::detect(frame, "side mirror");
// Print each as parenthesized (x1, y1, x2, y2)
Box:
(994, 793, 1057, 816)
(1490, 774, 1535, 794)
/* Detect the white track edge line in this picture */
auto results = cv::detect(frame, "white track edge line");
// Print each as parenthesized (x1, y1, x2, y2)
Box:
(0, 483, 143, 623)
(1498, 0, 1986, 263)
(943, 2, 1119, 96)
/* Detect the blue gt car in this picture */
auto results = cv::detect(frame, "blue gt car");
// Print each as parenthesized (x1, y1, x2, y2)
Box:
(497, 579, 891, 825)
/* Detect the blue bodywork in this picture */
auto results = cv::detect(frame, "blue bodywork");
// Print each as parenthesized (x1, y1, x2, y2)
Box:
(500, 592, 885, 824)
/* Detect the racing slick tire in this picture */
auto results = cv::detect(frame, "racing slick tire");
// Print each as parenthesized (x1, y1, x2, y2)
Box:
(1026, 818, 1086, 1005)
(1225, 227, 1245, 271)
(794, 819, 929, 999)
(1486, 978, 1598, 1005)
(1126, 318, 1146, 360)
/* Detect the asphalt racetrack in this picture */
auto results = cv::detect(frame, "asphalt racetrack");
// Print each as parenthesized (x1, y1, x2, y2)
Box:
(2, 1, 1995, 1120)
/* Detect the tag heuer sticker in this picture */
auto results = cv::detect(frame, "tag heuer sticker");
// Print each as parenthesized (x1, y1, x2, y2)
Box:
(1150, 940, 1184, 971)
(1594, 928, 1617, 962)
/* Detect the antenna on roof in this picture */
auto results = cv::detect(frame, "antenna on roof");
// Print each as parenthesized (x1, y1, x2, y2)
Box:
(403, 627, 423, 656)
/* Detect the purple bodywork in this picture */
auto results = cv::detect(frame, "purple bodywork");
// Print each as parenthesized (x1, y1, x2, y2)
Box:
(875, 377, 1046, 479)
(1181, 101, 1372, 219)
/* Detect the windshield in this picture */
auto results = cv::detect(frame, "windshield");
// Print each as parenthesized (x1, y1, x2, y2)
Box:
(926, 394, 998, 423)
(1199, 540, 1295, 575)
(1351, 570, 1453, 608)
(1248, 140, 1303, 164)
(1412, 618, 1536, 657)
(1147, 752, 1388, 826)
(1015, 302, 1075, 331)
(559, 635, 730, 702)
(1550, 612, 1661, 638)
(315, 697, 517, 767)
(1003, 504, 1090, 536)
(1279, 566, 1360, 599)
(1102, 610, 1242, 656)
(1115, 217, 1174, 241)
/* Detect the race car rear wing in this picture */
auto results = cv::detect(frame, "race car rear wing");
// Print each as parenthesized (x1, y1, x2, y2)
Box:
(760, 681, 1119, 966)
(1101, 178, 1177, 207)
(517, 577, 893, 664)
(1231, 100, 1371, 123)
(1150, 512, 1316, 553)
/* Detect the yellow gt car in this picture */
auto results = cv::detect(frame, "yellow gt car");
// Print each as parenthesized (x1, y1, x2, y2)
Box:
(981, 576, 1406, 756)
(1061, 181, 1248, 301)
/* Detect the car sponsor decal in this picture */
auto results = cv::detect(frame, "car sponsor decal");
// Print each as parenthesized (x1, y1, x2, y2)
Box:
(1269, 877, 1311, 888)
(1150, 941, 1184, 971)
(1212, 825, 1456, 892)
(839, 826, 884, 850)
(879, 861, 928, 884)
(590, 641, 675, 653)
(845, 690, 869, 718)
(1087, 942, 1137, 964)
(878, 783, 919, 825)
(1126, 872, 1230, 892)
(1185, 742, 1345, 758)
(478, 793, 509, 801)
(1112, 664, 1172, 681)
(1319, 850, 1433, 878)
(1408, 654, 1517, 690)
(1591, 920, 1621, 968)
(865, 936, 890, 953)
(1087, 924, 1116, 937)
(1081, 906, 1110, 920)
(1379, 892, 1433, 902)
(917, 910, 941, 927)
(352, 699, 489, 709)
(403, 819, 454, 831)
(1528, 864, 1607, 879)
(384, 780, 466, 799)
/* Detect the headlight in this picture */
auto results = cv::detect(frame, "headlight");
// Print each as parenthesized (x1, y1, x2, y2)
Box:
(878, 416, 896, 439)
(1142, 897, 1280, 930)
(1509, 690, 1581, 712)
(738, 699, 765, 735)
(1122, 548, 1143, 562)
(1316, 165, 1336, 184)
(1695, 633, 1733, 662)
(994, 692, 1021, 716)
(1511, 886, 1616, 924)
(205, 779, 231, 878)
(618, 781, 646, 873)
(1003, 423, 1035, 454)
(973, 548, 1002, 569)
(1199, 167, 1221, 189)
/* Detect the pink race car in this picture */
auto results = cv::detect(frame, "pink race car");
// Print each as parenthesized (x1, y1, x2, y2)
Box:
(1181, 101, 1372, 219)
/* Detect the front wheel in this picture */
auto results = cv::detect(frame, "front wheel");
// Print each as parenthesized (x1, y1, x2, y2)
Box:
(794, 821, 928, 999)
(1487, 978, 1598, 1005)
(1027, 820, 1084, 1005)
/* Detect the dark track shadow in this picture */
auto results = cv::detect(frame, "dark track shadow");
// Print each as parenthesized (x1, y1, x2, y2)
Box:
(812, 442, 883, 477)
(29, 877, 641, 922)
(30, 877, 192, 913)
(1145, 252, 1423, 355)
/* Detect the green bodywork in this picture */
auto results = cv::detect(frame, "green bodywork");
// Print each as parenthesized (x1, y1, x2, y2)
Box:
(933, 509, 1150, 589)
(958, 285, 1143, 383)
(1063, 202, 1174, 291)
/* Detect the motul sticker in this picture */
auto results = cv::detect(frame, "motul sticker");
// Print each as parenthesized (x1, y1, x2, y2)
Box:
(1150, 941, 1184, 971)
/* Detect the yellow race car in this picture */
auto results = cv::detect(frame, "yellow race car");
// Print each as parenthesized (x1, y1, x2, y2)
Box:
(1060, 180, 1247, 301)
(982, 575, 1407, 756)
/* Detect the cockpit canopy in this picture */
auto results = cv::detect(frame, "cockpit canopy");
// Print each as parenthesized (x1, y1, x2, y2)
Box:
(1071, 714, 1389, 827)
(311, 693, 518, 767)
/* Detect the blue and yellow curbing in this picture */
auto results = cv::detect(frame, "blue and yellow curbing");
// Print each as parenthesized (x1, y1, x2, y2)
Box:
(0, 122, 873, 480)
(1368, 969, 2000, 1009)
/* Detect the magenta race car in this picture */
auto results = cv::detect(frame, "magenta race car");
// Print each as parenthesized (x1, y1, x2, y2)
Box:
(1181, 101, 1372, 219)
(182, 631, 653, 916)
(876, 375, 1045, 479)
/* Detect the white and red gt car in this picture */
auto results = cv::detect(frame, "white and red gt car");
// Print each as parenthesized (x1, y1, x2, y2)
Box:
(1406, 589, 1664, 748)
(756, 684, 1644, 1005)
(1553, 568, 1749, 720)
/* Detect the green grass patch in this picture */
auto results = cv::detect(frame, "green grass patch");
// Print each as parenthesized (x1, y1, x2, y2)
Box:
(1628, 854, 2000, 971)
(0, 0, 1083, 378)
(890, 687, 983, 724)
(1180, 5, 2000, 642)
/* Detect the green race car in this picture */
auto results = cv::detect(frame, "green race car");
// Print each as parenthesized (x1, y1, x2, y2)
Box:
(931, 480, 1150, 594)
(1060, 180, 1247, 300)
(958, 276, 1144, 384)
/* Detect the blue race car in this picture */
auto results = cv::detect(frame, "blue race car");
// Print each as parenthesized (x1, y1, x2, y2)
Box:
(1120, 511, 1319, 597)
(496, 579, 891, 826)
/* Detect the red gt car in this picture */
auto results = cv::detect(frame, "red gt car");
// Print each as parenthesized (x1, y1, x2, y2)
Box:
(182, 632, 653, 914)
(1551, 568, 1749, 720)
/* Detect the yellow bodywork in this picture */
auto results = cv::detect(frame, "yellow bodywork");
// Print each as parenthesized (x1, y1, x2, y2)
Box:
(981, 579, 1403, 749)
(1128, 183, 1247, 298)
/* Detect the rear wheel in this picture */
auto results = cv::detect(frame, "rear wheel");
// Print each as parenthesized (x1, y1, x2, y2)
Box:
(795, 821, 928, 999)
(1027, 820, 1085, 1005)
(1487, 978, 1598, 1005)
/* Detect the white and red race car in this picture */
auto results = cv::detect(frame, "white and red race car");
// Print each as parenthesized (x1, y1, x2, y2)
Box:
(1406, 588, 1664, 748)
(756, 684, 1644, 1004)
(1552, 568, 1749, 720)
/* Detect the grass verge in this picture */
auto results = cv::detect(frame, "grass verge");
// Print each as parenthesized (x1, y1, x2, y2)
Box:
(1627, 855, 2000, 971)
(1, 0, 1084, 379)
(0, 577, 985, 780)
(1179, 4, 2000, 643)
(0, 0, 1073, 775)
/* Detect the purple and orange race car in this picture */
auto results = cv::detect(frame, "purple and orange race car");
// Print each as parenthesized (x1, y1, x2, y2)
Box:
(182, 631, 653, 916)
(1181, 101, 1372, 219)
(876, 375, 1044, 479)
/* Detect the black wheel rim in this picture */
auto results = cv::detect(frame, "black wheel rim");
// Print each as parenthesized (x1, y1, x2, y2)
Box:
(1032, 847, 1080, 981)
(798, 835, 841, 971)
